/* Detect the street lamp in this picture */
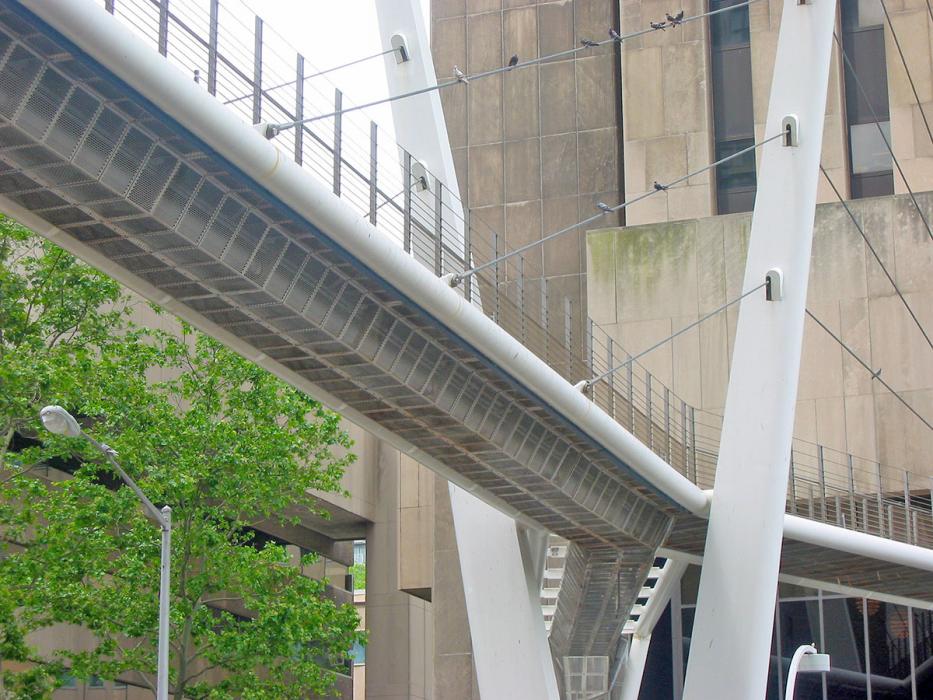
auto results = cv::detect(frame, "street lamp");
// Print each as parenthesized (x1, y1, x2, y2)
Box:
(784, 643, 831, 700)
(40, 406, 171, 700)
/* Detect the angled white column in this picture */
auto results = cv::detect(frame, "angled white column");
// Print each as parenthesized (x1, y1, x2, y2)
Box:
(681, 0, 837, 698)
(375, 5, 558, 698)
(618, 560, 687, 700)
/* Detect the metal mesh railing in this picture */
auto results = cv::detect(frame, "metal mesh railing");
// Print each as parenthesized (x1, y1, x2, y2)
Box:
(97, 0, 933, 549)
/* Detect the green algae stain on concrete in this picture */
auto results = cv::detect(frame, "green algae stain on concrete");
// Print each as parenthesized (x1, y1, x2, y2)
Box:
(587, 221, 699, 322)
(586, 229, 617, 278)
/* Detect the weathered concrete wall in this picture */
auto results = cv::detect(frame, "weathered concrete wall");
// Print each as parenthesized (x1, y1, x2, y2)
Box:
(587, 190, 933, 475)
(619, 0, 715, 224)
(620, 0, 933, 222)
(432, 0, 625, 346)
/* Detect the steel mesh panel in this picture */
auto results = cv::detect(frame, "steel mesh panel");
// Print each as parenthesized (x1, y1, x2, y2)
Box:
(0, 46, 42, 119)
(45, 88, 99, 161)
(18, 67, 70, 140)
(128, 146, 178, 211)
(244, 228, 286, 285)
(74, 108, 127, 179)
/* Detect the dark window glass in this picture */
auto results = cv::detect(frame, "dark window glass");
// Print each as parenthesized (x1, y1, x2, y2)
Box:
(840, 0, 894, 198)
(715, 138, 757, 213)
(709, 0, 756, 214)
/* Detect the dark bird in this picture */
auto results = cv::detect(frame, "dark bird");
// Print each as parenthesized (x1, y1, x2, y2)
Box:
(581, 38, 599, 48)
(609, 28, 622, 41)
(507, 54, 519, 68)
(652, 181, 669, 192)
(667, 10, 685, 25)
(871, 367, 883, 380)
(597, 201, 614, 213)
(453, 65, 469, 84)
(650, 21, 667, 30)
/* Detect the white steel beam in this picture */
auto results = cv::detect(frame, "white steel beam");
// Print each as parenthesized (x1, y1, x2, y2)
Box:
(374, 6, 558, 698)
(681, 0, 838, 697)
(660, 548, 933, 613)
(616, 559, 687, 700)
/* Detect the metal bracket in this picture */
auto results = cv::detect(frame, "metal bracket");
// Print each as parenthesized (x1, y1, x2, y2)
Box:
(781, 115, 799, 147)
(765, 268, 783, 301)
(252, 122, 279, 140)
(411, 160, 430, 192)
(391, 33, 410, 63)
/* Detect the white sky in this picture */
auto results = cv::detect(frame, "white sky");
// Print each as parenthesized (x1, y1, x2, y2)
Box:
(239, 1, 431, 143)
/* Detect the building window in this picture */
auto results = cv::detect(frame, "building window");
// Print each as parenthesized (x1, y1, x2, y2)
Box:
(709, 0, 757, 214)
(841, 0, 894, 198)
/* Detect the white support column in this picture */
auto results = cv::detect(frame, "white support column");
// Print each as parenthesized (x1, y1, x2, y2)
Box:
(449, 485, 561, 699)
(681, 0, 837, 698)
(617, 560, 688, 700)
(375, 6, 557, 698)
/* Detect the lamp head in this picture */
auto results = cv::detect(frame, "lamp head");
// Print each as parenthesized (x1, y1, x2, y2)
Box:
(40, 405, 82, 438)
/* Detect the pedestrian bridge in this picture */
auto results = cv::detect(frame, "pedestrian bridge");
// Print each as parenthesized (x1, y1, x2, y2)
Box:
(3, 0, 933, 674)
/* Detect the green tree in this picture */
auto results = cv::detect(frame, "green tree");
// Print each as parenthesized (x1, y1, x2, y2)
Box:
(0, 221, 363, 698)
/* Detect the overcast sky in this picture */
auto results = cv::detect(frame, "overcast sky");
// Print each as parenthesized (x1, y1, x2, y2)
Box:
(239, 0, 431, 142)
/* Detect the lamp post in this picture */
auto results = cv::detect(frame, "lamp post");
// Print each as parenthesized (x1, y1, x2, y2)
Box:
(40, 406, 171, 700)
(784, 643, 831, 700)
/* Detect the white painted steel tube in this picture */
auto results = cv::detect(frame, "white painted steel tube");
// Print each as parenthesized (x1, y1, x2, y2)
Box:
(157, 507, 171, 700)
(784, 514, 933, 573)
(21, 0, 709, 517)
(783, 644, 817, 700)
(682, 0, 837, 695)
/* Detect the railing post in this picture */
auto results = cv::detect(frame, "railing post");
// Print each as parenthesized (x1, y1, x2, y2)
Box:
(252, 16, 263, 124)
(369, 121, 378, 225)
(808, 484, 815, 519)
(519, 255, 526, 343)
(403, 151, 412, 253)
(463, 208, 472, 303)
(564, 297, 572, 375)
(681, 399, 689, 478)
(541, 277, 548, 364)
(664, 386, 671, 462)
(817, 445, 827, 521)
(434, 182, 443, 275)
(158, 0, 169, 57)
(608, 338, 616, 419)
(586, 317, 594, 378)
(877, 462, 885, 537)
(295, 55, 304, 164)
(332, 89, 343, 196)
(689, 406, 700, 486)
(646, 374, 653, 452)
(628, 360, 635, 434)
(904, 470, 913, 544)
(789, 452, 798, 514)
(207, 0, 218, 95)
(847, 454, 857, 530)
(493, 232, 500, 323)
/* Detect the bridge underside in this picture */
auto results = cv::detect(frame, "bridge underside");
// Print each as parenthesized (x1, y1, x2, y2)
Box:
(0, 1, 673, 566)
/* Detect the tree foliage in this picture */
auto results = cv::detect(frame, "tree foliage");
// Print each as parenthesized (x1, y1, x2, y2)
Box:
(0, 219, 363, 698)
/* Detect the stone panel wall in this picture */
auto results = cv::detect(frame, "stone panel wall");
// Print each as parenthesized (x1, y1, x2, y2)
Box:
(432, 0, 626, 345)
(587, 190, 933, 476)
